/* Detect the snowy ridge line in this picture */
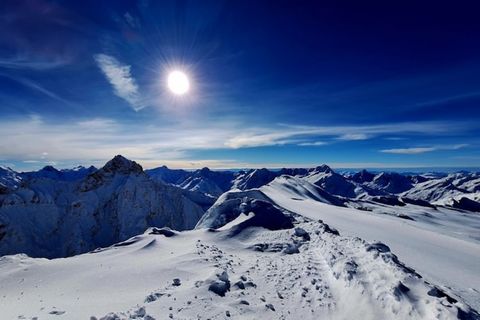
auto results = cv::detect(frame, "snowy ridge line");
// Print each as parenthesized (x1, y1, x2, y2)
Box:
(3, 157, 479, 213)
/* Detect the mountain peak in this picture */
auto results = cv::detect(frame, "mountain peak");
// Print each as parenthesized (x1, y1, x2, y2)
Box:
(351, 169, 375, 183)
(313, 164, 332, 173)
(199, 167, 211, 173)
(41, 165, 59, 172)
(101, 155, 143, 174)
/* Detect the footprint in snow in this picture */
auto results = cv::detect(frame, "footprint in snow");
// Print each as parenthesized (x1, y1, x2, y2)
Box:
(48, 310, 66, 315)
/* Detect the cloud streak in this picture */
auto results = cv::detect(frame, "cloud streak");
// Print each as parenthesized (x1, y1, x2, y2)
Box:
(0, 116, 474, 169)
(225, 121, 471, 148)
(0, 57, 70, 70)
(298, 141, 328, 146)
(94, 54, 144, 111)
(380, 144, 468, 154)
(337, 133, 369, 141)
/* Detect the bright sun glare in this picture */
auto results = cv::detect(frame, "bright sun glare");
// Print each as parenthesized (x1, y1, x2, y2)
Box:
(167, 70, 190, 95)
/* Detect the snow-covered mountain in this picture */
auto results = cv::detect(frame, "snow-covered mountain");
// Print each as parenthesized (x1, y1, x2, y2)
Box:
(0, 166, 22, 192)
(0, 155, 205, 258)
(22, 165, 97, 182)
(401, 172, 480, 203)
(0, 175, 478, 319)
(304, 165, 360, 198)
(145, 165, 190, 185)
(232, 168, 279, 190)
(147, 167, 236, 197)
(1, 158, 480, 318)
(0, 165, 96, 192)
(364, 171, 414, 194)
(145, 164, 480, 210)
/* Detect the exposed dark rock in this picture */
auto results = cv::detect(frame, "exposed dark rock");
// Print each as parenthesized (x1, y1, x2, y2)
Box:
(366, 242, 391, 253)
(149, 227, 177, 237)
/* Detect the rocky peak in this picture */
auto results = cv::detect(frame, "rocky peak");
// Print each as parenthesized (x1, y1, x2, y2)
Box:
(198, 167, 211, 175)
(41, 165, 59, 172)
(101, 155, 143, 175)
(79, 156, 144, 192)
(351, 169, 375, 183)
(312, 164, 333, 174)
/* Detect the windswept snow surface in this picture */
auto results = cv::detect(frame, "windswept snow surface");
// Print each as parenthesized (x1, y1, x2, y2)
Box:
(1, 212, 478, 319)
(262, 176, 480, 311)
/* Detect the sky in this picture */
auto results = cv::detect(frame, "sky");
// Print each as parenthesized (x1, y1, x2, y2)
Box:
(1, 0, 480, 171)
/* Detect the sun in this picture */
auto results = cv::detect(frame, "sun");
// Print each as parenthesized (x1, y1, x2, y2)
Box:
(167, 70, 190, 95)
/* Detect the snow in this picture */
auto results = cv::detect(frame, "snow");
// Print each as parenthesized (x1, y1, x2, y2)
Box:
(0, 166, 22, 191)
(1, 159, 480, 319)
(0, 156, 205, 258)
(1, 206, 478, 319)
(232, 168, 278, 190)
(261, 177, 480, 310)
(401, 172, 480, 204)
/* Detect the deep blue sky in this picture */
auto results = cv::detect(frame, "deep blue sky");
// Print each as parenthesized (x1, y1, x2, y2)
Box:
(1, 0, 479, 170)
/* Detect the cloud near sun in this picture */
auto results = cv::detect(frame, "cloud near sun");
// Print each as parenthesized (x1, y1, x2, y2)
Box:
(94, 54, 145, 111)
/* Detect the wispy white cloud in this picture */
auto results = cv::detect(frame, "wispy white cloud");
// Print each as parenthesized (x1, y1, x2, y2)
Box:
(337, 133, 369, 141)
(225, 132, 293, 148)
(124, 12, 140, 29)
(94, 54, 144, 111)
(381, 147, 437, 154)
(0, 116, 474, 170)
(0, 57, 70, 70)
(225, 121, 471, 148)
(380, 144, 468, 154)
(298, 141, 328, 146)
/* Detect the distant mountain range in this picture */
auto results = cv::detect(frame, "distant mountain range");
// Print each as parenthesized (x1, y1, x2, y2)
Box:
(1, 155, 479, 258)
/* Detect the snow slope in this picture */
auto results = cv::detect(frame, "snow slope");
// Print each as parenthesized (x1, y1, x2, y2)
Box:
(0, 203, 477, 319)
(0, 166, 22, 191)
(401, 172, 480, 204)
(261, 177, 480, 310)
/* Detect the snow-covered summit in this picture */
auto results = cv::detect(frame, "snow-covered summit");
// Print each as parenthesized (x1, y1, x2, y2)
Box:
(305, 165, 358, 198)
(0, 155, 206, 258)
(367, 172, 413, 194)
(232, 168, 278, 190)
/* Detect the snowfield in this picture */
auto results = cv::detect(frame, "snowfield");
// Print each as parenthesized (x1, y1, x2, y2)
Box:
(1, 157, 479, 319)
(1, 214, 478, 319)
(261, 176, 480, 311)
